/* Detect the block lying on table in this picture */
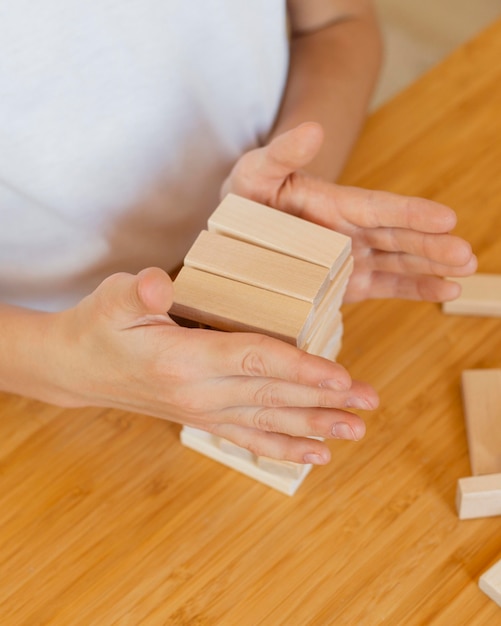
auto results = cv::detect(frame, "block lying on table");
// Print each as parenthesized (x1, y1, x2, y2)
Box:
(479, 559, 501, 608)
(456, 473, 501, 519)
(461, 369, 501, 476)
(443, 273, 501, 317)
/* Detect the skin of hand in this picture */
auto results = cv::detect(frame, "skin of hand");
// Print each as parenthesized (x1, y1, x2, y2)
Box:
(276, 0, 383, 180)
(18, 267, 377, 465)
(221, 122, 478, 302)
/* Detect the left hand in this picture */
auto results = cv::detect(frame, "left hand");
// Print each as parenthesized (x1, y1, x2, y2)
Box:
(222, 122, 477, 303)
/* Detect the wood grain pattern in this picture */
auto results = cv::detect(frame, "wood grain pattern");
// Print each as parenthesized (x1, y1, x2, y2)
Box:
(209, 193, 352, 278)
(461, 369, 501, 475)
(3, 19, 501, 625)
(170, 265, 312, 345)
(185, 229, 331, 304)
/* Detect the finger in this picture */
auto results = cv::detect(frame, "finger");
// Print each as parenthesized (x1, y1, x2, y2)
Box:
(344, 272, 462, 303)
(191, 329, 354, 390)
(354, 249, 478, 278)
(211, 423, 333, 464)
(220, 404, 367, 441)
(355, 229, 475, 267)
(226, 122, 325, 201)
(286, 180, 458, 234)
(207, 375, 378, 412)
(93, 267, 175, 327)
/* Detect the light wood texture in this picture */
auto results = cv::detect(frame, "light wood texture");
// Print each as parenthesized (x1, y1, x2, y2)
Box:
(185, 229, 331, 305)
(171, 266, 312, 345)
(461, 369, 501, 475)
(181, 427, 312, 496)
(456, 474, 501, 520)
(479, 559, 501, 607)
(443, 274, 501, 316)
(3, 20, 501, 624)
(209, 193, 352, 278)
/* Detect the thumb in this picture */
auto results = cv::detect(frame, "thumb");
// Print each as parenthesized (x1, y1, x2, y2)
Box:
(94, 267, 175, 328)
(222, 122, 324, 199)
(265, 122, 325, 178)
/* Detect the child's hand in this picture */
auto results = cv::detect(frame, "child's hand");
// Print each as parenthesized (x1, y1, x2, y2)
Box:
(48, 268, 378, 463)
(222, 122, 477, 303)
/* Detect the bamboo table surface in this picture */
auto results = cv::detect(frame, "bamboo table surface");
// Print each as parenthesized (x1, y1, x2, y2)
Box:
(2, 19, 501, 626)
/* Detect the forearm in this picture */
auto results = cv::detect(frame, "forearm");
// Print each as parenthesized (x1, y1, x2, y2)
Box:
(270, 0, 383, 181)
(0, 303, 70, 405)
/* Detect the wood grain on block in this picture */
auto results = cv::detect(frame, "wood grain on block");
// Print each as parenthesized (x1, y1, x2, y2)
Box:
(302, 312, 342, 355)
(479, 559, 501, 608)
(456, 473, 501, 519)
(180, 426, 312, 496)
(461, 369, 501, 475)
(185, 230, 331, 304)
(443, 273, 501, 316)
(209, 194, 351, 278)
(171, 266, 313, 345)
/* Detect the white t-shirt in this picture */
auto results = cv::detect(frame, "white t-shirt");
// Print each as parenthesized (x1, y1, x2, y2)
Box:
(0, 1, 289, 310)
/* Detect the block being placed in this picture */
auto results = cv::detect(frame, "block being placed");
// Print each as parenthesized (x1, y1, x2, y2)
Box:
(171, 266, 313, 345)
(443, 273, 501, 317)
(175, 193, 354, 495)
(208, 193, 351, 278)
(479, 559, 501, 607)
(185, 230, 331, 305)
(456, 473, 501, 519)
(461, 369, 501, 476)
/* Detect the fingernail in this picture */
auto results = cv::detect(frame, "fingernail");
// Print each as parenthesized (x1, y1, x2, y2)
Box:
(320, 378, 350, 392)
(345, 397, 373, 410)
(332, 422, 358, 441)
(304, 453, 328, 465)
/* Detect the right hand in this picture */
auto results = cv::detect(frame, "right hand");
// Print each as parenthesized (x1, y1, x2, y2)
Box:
(45, 267, 378, 464)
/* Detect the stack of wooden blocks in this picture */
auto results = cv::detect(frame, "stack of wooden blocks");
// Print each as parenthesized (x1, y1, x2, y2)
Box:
(170, 193, 353, 495)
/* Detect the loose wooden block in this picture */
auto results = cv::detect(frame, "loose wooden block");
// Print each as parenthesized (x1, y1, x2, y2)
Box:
(479, 559, 501, 607)
(185, 230, 331, 304)
(209, 194, 351, 278)
(461, 369, 501, 475)
(180, 427, 312, 496)
(171, 266, 313, 345)
(443, 273, 501, 316)
(456, 473, 501, 519)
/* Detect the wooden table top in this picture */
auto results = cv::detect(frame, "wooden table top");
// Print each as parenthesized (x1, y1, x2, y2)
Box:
(2, 19, 501, 626)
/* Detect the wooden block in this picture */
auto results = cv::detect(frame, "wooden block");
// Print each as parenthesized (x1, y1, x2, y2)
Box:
(302, 313, 342, 355)
(456, 473, 501, 519)
(180, 426, 312, 496)
(208, 194, 351, 278)
(461, 369, 501, 475)
(443, 273, 501, 316)
(479, 559, 501, 607)
(171, 266, 313, 345)
(185, 230, 331, 304)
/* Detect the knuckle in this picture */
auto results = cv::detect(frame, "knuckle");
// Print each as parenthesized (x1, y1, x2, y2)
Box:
(253, 381, 283, 407)
(252, 407, 277, 432)
(240, 337, 270, 376)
